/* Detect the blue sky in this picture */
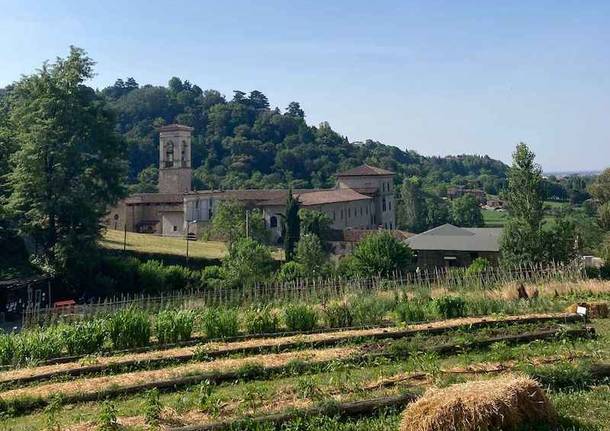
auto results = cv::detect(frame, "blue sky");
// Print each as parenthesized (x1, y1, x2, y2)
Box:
(1, 1, 609, 171)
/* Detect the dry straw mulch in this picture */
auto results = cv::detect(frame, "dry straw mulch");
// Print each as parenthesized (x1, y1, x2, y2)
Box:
(400, 375, 556, 431)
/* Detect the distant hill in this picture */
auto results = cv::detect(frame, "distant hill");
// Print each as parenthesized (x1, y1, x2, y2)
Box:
(99, 77, 509, 194)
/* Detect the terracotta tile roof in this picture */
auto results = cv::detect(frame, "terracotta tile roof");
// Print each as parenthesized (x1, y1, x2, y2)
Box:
(336, 164, 394, 177)
(158, 124, 194, 133)
(187, 189, 288, 202)
(349, 187, 379, 196)
(296, 189, 372, 206)
(125, 194, 184, 204)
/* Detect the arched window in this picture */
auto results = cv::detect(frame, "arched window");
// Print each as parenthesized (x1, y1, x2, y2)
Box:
(270, 215, 278, 228)
(165, 141, 174, 167)
(181, 140, 187, 167)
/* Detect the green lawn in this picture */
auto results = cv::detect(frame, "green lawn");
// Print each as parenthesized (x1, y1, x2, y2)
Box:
(100, 229, 227, 259)
(482, 208, 508, 227)
(100, 229, 285, 260)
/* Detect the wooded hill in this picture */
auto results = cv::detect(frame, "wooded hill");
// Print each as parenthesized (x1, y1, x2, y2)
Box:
(99, 77, 509, 193)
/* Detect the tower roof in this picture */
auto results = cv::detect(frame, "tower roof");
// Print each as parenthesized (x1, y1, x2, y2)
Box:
(158, 124, 194, 133)
(336, 164, 394, 177)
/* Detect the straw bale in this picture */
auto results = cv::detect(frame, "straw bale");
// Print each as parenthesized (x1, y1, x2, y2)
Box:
(400, 375, 555, 431)
(565, 302, 609, 319)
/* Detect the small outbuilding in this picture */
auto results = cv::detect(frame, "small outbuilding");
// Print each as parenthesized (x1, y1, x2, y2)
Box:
(406, 223, 502, 269)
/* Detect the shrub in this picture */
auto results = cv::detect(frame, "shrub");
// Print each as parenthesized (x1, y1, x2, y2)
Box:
(144, 388, 162, 428)
(323, 300, 353, 328)
(243, 306, 279, 334)
(201, 265, 224, 288)
(164, 265, 193, 291)
(0, 332, 15, 366)
(465, 257, 490, 277)
(107, 308, 151, 349)
(202, 308, 239, 339)
(433, 295, 466, 319)
(155, 309, 195, 344)
(351, 296, 388, 326)
(137, 260, 167, 293)
(284, 303, 318, 332)
(60, 319, 108, 356)
(275, 261, 305, 282)
(395, 300, 428, 323)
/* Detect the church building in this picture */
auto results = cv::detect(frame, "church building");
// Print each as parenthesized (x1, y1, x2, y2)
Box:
(105, 125, 396, 240)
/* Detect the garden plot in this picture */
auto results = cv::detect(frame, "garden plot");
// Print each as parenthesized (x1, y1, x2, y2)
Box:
(1, 296, 608, 430)
(0, 312, 580, 387)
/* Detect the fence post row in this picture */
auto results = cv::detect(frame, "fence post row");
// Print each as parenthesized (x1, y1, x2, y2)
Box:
(21, 259, 586, 327)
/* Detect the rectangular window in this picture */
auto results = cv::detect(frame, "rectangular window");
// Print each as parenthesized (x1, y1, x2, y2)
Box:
(333, 211, 336, 221)
(389, 200, 392, 211)
(348, 208, 351, 218)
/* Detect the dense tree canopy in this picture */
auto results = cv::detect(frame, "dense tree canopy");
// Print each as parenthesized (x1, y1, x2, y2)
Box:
(86, 77, 510, 191)
(3, 47, 126, 276)
(450, 194, 484, 228)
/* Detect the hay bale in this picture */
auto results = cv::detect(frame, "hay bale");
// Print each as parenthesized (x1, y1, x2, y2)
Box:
(400, 375, 555, 431)
(565, 302, 609, 318)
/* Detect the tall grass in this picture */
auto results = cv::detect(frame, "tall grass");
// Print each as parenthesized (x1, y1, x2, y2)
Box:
(59, 320, 108, 355)
(323, 300, 354, 328)
(0, 332, 15, 366)
(284, 303, 318, 332)
(107, 308, 151, 349)
(155, 309, 194, 344)
(202, 308, 240, 339)
(13, 327, 64, 365)
(243, 306, 280, 334)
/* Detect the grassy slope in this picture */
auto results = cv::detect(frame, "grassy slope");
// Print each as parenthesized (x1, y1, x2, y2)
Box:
(100, 229, 227, 259)
(100, 229, 285, 261)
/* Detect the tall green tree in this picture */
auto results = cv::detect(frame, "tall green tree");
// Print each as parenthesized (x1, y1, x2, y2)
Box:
(450, 194, 483, 227)
(295, 233, 327, 277)
(397, 178, 428, 233)
(5, 47, 126, 275)
(221, 237, 274, 287)
(283, 189, 300, 261)
(588, 168, 610, 204)
(351, 231, 414, 276)
(500, 143, 545, 266)
(129, 164, 158, 193)
(598, 202, 610, 231)
(299, 209, 332, 240)
(211, 200, 267, 245)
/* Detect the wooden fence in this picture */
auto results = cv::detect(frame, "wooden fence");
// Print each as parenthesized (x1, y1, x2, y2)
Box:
(22, 260, 585, 327)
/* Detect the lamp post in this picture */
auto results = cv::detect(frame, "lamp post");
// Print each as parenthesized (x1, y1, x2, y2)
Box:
(185, 220, 196, 264)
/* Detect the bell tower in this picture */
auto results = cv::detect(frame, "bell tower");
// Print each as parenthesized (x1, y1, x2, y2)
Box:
(158, 124, 194, 193)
